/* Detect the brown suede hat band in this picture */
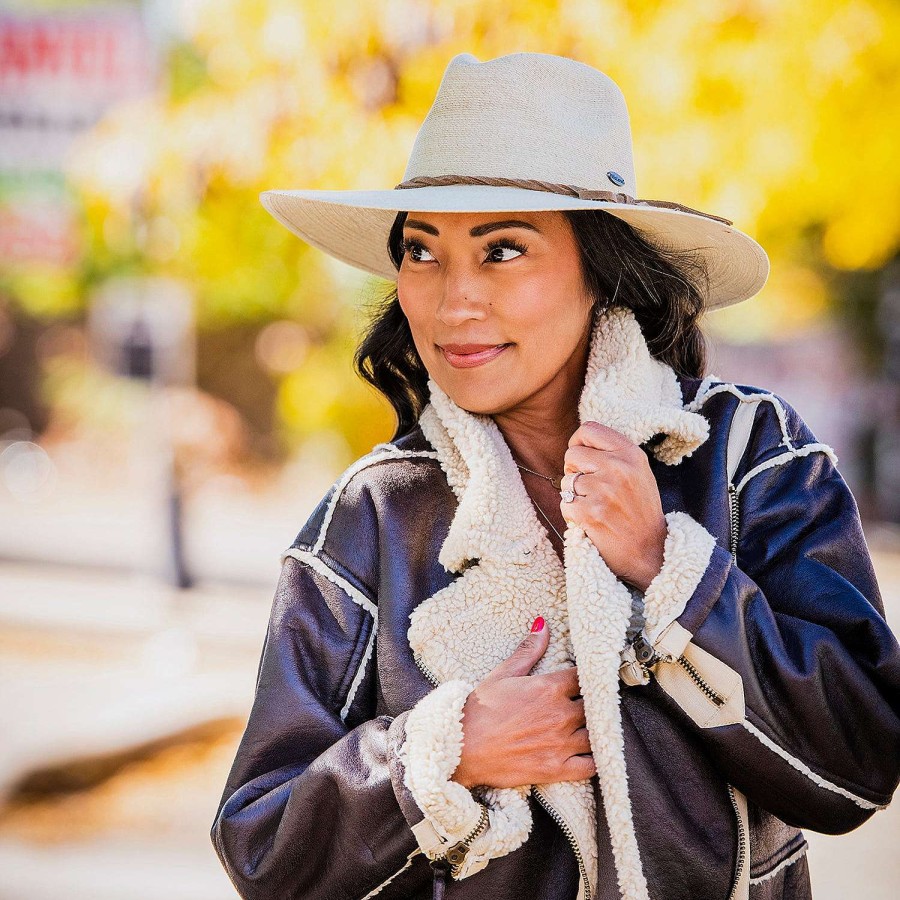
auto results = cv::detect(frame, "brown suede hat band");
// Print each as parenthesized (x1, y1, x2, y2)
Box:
(395, 174, 734, 227)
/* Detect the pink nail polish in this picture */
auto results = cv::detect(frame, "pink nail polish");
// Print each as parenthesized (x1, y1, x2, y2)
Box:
(531, 616, 545, 633)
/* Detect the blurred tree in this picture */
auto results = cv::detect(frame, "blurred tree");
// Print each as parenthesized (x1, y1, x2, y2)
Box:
(3, 0, 899, 467)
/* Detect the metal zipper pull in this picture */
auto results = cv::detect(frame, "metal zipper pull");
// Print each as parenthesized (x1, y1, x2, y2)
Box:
(441, 801, 490, 878)
(630, 633, 660, 669)
(627, 631, 727, 707)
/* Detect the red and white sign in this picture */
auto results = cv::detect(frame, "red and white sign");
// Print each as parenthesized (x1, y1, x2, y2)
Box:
(1, 6, 155, 170)
(0, 5, 157, 264)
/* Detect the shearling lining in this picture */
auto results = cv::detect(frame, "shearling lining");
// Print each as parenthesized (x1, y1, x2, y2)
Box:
(401, 306, 716, 899)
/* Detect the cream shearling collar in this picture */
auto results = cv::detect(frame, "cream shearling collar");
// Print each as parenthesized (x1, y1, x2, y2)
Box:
(425, 304, 710, 574)
(405, 305, 715, 900)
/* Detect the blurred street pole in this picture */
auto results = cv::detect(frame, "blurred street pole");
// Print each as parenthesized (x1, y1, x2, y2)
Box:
(88, 275, 196, 588)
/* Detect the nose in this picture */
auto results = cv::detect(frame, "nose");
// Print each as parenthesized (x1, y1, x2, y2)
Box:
(436, 265, 488, 327)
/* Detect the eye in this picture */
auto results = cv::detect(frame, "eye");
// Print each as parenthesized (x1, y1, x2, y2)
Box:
(399, 235, 529, 265)
(400, 237, 434, 263)
(484, 237, 528, 262)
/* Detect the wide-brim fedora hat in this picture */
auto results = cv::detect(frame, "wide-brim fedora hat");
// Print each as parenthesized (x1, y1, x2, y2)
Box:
(260, 51, 769, 310)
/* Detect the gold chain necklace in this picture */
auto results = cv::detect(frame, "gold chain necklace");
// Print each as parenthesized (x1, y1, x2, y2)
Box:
(531, 494, 565, 545)
(514, 461, 564, 490)
(514, 460, 566, 544)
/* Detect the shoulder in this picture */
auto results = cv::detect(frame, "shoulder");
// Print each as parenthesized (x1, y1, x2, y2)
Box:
(678, 373, 839, 487)
(289, 425, 442, 545)
(680, 372, 791, 416)
(280, 423, 451, 593)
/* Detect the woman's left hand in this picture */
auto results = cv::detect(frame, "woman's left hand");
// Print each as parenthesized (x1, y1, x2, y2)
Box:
(559, 420, 668, 592)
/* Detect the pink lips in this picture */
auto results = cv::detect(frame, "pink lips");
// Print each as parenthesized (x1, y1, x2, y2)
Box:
(439, 343, 511, 368)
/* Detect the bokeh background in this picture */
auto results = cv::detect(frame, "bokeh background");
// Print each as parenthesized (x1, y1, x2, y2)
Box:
(1, 0, 899, 897)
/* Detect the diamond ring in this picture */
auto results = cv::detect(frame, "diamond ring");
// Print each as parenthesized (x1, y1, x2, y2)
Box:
(560, 471, 585, 504)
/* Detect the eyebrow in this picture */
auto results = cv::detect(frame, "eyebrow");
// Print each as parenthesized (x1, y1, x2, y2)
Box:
(402, 219, 542, 237)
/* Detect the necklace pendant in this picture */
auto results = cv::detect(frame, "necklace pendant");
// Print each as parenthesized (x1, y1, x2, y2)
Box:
(513, 460, 564, 491)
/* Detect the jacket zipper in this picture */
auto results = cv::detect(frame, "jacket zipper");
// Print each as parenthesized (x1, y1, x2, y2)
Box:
(412, 654, 491, 873)
(628, 482, 742, 708)
(725, 784, 748, 900)
(673, 654, 726, 707)
(631, 635, 727, 707)
(533, 786, 592, 900)
(414, 653, 591, 900)
(725, 487, 749, 899)
(727, 483, 740, 563)
(440, 801, 490, 876)
(414, 652, 443, 688)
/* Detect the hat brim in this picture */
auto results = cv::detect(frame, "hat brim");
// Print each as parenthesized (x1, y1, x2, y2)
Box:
(259, 184, 768, 310)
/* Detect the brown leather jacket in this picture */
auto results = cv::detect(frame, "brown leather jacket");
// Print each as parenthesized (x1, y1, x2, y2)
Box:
(211, 373, 900, 900)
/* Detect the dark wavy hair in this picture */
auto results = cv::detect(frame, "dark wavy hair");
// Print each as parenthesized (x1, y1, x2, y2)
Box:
(353, 208, 711, 440)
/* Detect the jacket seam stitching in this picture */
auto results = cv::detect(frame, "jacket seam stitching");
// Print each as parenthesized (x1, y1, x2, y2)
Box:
(281, 547, 378, 722)
(686, 380, 794, 450)
(688, 380, 840, 496)
(322, 546, 379, 600)
(749, 833, 807, 874)
(312, 449, 440, 555)
(339, 614, 376, 723)
(282, 547, 377, 617)
(739, 715, 888, 809)
(734, 443, 839, 495)
(359, 847, 423, 899)
(748, 841, 809, 885)
(282, 542, 378, 599)
(687, 381, 788, 433)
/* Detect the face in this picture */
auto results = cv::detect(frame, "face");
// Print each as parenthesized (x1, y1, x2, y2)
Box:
(396, 210, 595, 417)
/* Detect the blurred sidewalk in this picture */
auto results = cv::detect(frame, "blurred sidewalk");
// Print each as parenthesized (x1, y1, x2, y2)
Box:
(0, 560, 269, 900)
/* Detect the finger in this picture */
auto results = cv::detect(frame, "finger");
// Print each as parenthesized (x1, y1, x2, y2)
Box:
(564, 455, 630, 490)
(568, 420, 635, 452)
(534, 665, 582, 697)
(560, 468, 606, 496)
(567, 697, 586, 728)
(486, 618, 550, 680)
(560, 491, 588, 526)
(559, 752, 597, 782)
(562, 445, 601, 476)
(569, 725, 592, 755)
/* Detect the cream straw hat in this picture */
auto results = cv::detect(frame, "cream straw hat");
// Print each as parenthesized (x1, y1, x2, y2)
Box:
(260, 51, 769, 310)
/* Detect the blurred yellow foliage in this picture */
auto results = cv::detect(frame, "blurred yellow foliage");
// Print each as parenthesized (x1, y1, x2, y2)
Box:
(6, 0, 899, 453)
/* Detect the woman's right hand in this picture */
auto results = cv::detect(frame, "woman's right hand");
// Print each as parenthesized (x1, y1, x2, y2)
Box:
(450, 617, 597, 790)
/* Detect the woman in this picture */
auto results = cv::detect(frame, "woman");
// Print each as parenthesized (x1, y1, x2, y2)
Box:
(210, 52, 900, 900)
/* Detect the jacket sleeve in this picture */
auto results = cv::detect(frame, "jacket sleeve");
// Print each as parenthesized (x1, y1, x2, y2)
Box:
(210, 552, 430, 900)
(634, 390, 900, 834)
(210, 488, 510, 898)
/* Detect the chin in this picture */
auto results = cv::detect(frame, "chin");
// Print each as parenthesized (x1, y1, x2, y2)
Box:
(441, 385, 523, 417)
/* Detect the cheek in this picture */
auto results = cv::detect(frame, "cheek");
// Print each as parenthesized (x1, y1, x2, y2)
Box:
(397, 283, 422, 327)
(514, 290, 590, 345)
(397, 268, 431, 306)
(397, 293, 433, 357)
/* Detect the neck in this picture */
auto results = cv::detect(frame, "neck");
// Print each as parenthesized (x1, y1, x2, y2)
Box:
(493, 406, 578, 479)
(491, 343, 588, 481)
